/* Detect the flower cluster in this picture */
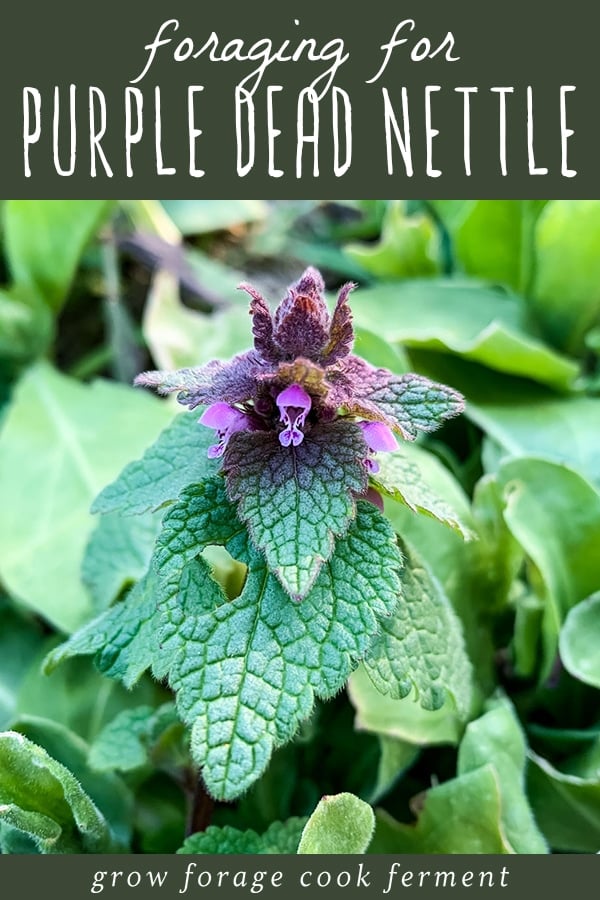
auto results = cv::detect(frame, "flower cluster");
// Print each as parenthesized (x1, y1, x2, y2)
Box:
(136, 267, 464, 482)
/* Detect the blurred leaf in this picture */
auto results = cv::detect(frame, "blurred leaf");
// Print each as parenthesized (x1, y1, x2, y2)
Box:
(348, 666, 463, 745)
(161, 200, 268, 235)
(297, 792, 374, 854)
(496, 458, 600, 678)
(82, 511, 162, 611)
(0, 287, 53, 363)
(431, 200, 547, 293)
(352, 280, 577, 390)
(346, 201, 440, 278)
(0, 362, 172, 632)
(0, 730, 117, 852)
(370, 766, 511, 853)
(0, 600, 45, 730)
(4, 201, 113, 311)
(353, 327, 410, 373)
(89, 703, 179, 773)
(370, 736, 419, 803)
(528, 750, 600, 852)
(143, 270, 252, 371)
(179, 818, 306, 854)
(458, 699, 547, 853)
(559, 593, 600, 688)
(532, 200, 600, 354)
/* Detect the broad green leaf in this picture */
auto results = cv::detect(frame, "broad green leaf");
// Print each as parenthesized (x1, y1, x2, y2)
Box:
(532, 200, 600, 353)
(0, 287, 53, 363)
(142, 268, 253, 371)
(353, 327, 410, 373)
(4, 200, 113, 311)
(92, 412, 215, 517)
(467, 390, 600, 490)
(496, 458, 600, 678)
(346, 201, 440, 278)
(559, 594, 600, 688)
(89, 703, 179, 773)
(370, 766, 511, 853)
(371, 449, 473, 539)
(527, 751, 600, 852)
(161, 199, 268, 235)
(363, 542, 473, 718)
(11, 716, 133, 847)
(348, 666, 463, 746)
(178, 818, 306, 854)
(0, 600, 45, 730)
(352, 280, 577, 390)
(297, 792, 375, 854)
(82, 511, 162, 611)
(0, 731, 116, 853)
(458, 700, 547, 853)
(0, 362, 172, 632)
(431, 200, 547, 293)
(224, 422, 368, 599)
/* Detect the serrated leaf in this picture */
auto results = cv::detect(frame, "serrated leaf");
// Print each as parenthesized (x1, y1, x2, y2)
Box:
(559, 593, 600, 689)
(178, 818, 306, 854)
(363, 542, 473, 717)
(82, 511, 162, 611)
(371, 450, 473, 539)
(89, 703, 179, 772)
(92, 412, 216, 517)
(224, 421, 368, 598)
(0, 362, 172, 632)
(297, 792, 375, 854)
(0, 731, 116, 853)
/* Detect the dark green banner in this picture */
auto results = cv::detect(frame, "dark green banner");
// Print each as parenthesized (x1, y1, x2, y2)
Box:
(0, 0, 598, 196)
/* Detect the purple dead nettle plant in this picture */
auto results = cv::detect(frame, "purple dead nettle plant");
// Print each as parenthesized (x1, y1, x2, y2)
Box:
(136, 267, 464, 592)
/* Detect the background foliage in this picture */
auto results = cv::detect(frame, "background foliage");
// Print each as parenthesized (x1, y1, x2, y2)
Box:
(0, 199, 598, 854)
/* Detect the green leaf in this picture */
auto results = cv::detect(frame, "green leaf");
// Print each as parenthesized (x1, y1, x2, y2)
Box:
(363, 542, 473, 717)
(0, 731, 116, 853)
(178, 818, 306, 854)
(92, 412, 216, 517)
(559, 593, 600, 688)
(431, 200, 547, 293)
(496, 458, 600, 678)
(346, 201, 440, 279)
(161, 199, 268, 236)
(348, 666, 463, 746)
(527, 750, 600, 852)
(532, 200, 600, 353)
(89, 703, 180, 772)
(371, 449, 473, 539)
(0, 600, 45, 730)
(11, 716, 133, 848)
(0, 362, 173, 632)
(297, 793, 375, 854)
(352, 280, 577, 390)
(82, 511, 162, 611)
(49, 481, 402, 801)
(224, 422, 368, 599)
(4, 200, 113, 311)
(458, 699, 547, 853)
(370, 766, 511, 853)
(370, 736, 419, 803)
(0, 287, 53, 363)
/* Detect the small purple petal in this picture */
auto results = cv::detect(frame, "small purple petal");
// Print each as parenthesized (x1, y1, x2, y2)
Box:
(359, 420, 399, 452)
(363, 457, 380, 475)
(276, 383, 312, 448)
(276, 383, 312, 414)
(198, 402, 251, 458)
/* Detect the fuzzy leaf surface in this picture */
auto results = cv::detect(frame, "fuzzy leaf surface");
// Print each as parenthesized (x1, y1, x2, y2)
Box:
(364, 542, 473, 717)
(89, 704, 179, 773)
(224, 421, 368, 598)
(178, 818, 307, 854)
(92, 413, 216, 517)
(297, 792, 375, 854)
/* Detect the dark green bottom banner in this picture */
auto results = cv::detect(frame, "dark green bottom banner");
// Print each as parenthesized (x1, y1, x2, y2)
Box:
(0, 855, 596, 899)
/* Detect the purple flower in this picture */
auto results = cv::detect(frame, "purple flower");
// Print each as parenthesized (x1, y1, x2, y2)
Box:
(135, 266, 465, 466)
(199, 402, 252, 458)
(276, 383, 312, 447)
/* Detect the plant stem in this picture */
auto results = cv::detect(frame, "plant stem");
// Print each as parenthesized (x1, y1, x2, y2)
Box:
(185, 772, 215, 837)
